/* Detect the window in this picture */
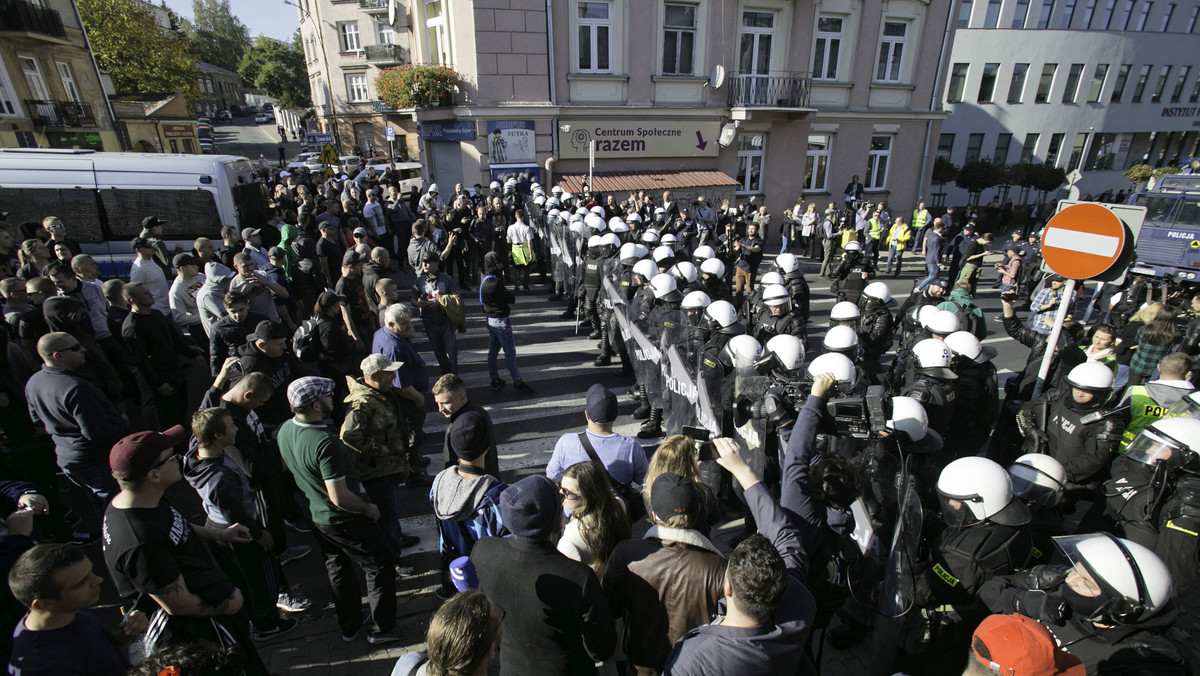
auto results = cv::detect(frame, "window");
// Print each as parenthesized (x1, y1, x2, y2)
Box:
(1068, 132, 1088, 171)
(1131, 64, 1152, 101)
(1110, 63, 1131, 100)
(736, 134, 765, 194)
(813, 16, 843, 80)
(0, 62, 19, 116)
(1062, 63, 1085, 102)
(1135, 1, 1153, 29)
(1160, 3, 1175, 30)
(1020, 133, 1040, 162)
(55, 62, 80, 102)
(958, 0, 973, 27)
(1046, 132, 1065, 165)
(1061, 0, 1078, 27)
(577, 1, 612, 72)
(1189, 5, 1199, 31)
(876, 22, 907, 83)
(1036, 0, 1057, 28)
(1118, 0, 1136, 29)
(345, 74, 369, 102)
(865, 136, 891, 189)
(965, 133, 986, 163)
(984, 0, 1002, 26)
(1008, 63, 1030, 102)
(978, 63, 1000, 102)
(338, 22, 360, 51)
(1014, 0, 1032, 26)
(948, 63, 969, 102)
(377, 21, 395, 45)
(994, 133, 1013, 164)
(1087, 64, 1109, 101)
(662, 3, 696, 76)
(18, 57, 50, 100)
(1100, 0, 1118, 27)
(1035, 63, 1057, 102)
(1191, 71, 1200, 101)
(426, 0, 450, 65)
(1082, 0, 1098, 26)
(1172, 65, 1191, 102)
(803, 135, 831, 192)
(1151, 65, 1171, 102)
(1084, 133, 1118, 170)
(938, 133, 955, 160)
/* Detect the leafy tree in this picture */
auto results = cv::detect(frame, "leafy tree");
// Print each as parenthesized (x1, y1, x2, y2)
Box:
(78, 0, 198, 100)
(1124, 164, 1154, 185)
(931, 156, 958, 188)
(186, 0, 251, 73)
(1152, 165, 1181, 179)
(239, 35, 311, 109)
(1029, 164, 1068, 199)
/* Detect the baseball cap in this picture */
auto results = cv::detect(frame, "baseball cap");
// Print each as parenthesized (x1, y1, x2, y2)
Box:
(342, 249, 363, 266)
(971, 614, 1085, 676)
(286, 376, 335, 409)
(267, 247, 287, 260)
(130, 236, 153, 251)
(172, 253, 198, 268)
(352, 227, 368, 237)
(361, 353, 404, 376)
(110, 425, 186, 479)
(421, 250, 441, 264)
(315, 291, 346, 309)
(247, 320, 289, 342)
(650, 473, 701, 523)
(141, 216, 166, 230)
(241, 227, 261, 240)
(585, 384, 618, 424)
(279, 170, 291, 178)
(449, 410, 490, 462)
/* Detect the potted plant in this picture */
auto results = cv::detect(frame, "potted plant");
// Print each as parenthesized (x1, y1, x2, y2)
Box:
(375, 64, 459, 109)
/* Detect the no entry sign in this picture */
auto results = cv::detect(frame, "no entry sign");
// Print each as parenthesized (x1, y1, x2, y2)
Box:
(1040, 203, 1127, 280)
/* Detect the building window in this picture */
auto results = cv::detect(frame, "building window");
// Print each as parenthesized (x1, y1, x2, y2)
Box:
(947, 63, 969, 102)
(1131, 64, 1152, 101)
(1171, 65, 1191, 102)
(0, 62, 19, 116)
(339, 22, 360, 52)
(1084, 132, 1118, 169)
(1081, 0, 1098, 26)
(965, 133, 985, 163)
(978, 63, 1000, 102)
(55, 62, 80, 102)
(662, 3, 697, 76)
(803, 135, 831, 192)
(1151, 64, 1171, 102)
(813, 16, 843, 81)
(426, 0, 450, 65)
(1014, 0, 1032, 27)
(1189, 5, 1199, 31)
(1100, 0, 1118, 27)
(876, 22, 907, 83)
(736, 134, 765, 194)
(1118, 0, 1136, 29)
(1061, 0, 1078, 27)
(18, 57, 50, 100)
(1062, 63, 1085, 102)
(1110, 63, 1131, 100)
(984, 0, 1002, 26)
(958, 0, 973, 28)
(1008, 63, 1030, 103)
(865, 136, 891, 189)
(1046, 132, 1065, 165)
(577, 1, 612, 73)
(1190, 71, 1200, 101)
(1067, 132, 1088, 171)
(1020, 133, 1040, 162)
(1161, 3, 1175, 30)
(1135, 1, 1153, 29)
(938, 133, 955, 160)
(1035, 63, 1057, 102)
(1087, 64, 1109, 101)
(345, 74, 369, 102)
(994, 133, 1013, 164)
(1036, 0, 1057, 28)
(377, 21, 395, 45)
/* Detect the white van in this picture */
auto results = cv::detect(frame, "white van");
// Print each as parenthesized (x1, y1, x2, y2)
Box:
(352, 161, 425, 195)
(0, 148, 268, 276)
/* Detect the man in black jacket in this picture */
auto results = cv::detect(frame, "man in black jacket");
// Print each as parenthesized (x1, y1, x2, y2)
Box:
(479, 251, 532, 392)
(234, 321, 305, 430)
(208, 290, 267, 377)
(121, 282, 200, 430)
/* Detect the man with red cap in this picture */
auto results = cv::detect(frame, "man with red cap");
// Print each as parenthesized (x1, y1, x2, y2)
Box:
(964, 613, 1084, 676)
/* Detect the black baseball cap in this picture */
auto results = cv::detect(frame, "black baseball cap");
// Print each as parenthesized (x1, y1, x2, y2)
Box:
(247, 320, 290, 342)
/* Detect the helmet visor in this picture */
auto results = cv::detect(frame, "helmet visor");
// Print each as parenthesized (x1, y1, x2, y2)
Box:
(1166, 396, 1200, 420)
(1052, 534, 1124, 604)
(1124, 428, 1185, 467)
(1009, 464, 1065, 508)
(937, 491, 981, 528)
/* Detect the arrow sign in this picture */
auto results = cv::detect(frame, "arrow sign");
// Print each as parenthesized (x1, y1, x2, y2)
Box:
(695, 131, 707, 151)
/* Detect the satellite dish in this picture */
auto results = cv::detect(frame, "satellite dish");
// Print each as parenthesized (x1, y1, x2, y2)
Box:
(388, 0, 396, 25)
(709, 65, 726, 90)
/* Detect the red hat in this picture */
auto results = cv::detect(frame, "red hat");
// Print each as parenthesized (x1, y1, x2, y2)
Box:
(972, 614, 1085, 676)
(109, 425, 187, 479)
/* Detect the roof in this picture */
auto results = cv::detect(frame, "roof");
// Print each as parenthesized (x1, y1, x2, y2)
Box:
(556, 170, 739, 194)
(197, 62, 240, 76)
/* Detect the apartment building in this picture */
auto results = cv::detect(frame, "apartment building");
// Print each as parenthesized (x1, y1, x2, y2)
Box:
(195, 62, 247, 119)
(940, 0, 1200, 204)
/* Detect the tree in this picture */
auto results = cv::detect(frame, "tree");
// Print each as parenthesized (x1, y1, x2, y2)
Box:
(239, 35, 312, 110)
(1007, 163, 1035, 204)
(1029, 164, 1068, 201)
(159, 0, 182, 31)
(931, 156, 958, 189)
(955, 160, 1004, 207)
(186, 0, 251, 73)
(78, 0, 198, 100)
(1124, 164, 1154, 186)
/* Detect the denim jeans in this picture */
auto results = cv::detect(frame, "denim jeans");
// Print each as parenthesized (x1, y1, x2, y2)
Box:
(917, 260, 940, 290)
(885, 246, 905, 275)
(486, 316, 522, 382)
(780, 235, 790, 254)
(424, 320, 458, 374)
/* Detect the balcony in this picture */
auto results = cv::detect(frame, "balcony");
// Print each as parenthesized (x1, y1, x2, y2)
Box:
(364, 43, 408, 66)
(26, 100, 97, 128)
(727, 72, 813, 109)
(357, 0, 389, 12)
(0, 0, 67, 40)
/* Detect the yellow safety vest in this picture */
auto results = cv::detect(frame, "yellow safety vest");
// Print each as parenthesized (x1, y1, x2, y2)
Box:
(868, 218, 883, 240)
(1120, 385, 1173, 449)
(912, 209, 929, 230)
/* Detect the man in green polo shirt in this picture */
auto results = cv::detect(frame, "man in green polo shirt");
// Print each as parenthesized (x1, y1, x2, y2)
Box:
(1118, 353, 1194, 450)
(277, 376, 407, 645)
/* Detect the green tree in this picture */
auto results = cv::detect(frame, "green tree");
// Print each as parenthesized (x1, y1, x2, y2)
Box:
(1124, 164, 1154, 185)
(955, 160, 1003, 207)
(186, 0, 251, 73)
(78, 0, 198, 100)
(931, 156, 958, 188)
(1029, 164, 1068, 200)
(239, 35, 312, 109)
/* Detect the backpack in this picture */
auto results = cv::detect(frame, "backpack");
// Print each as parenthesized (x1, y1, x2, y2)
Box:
(292, 317, 321, 362)
(950, 298, 987, 341)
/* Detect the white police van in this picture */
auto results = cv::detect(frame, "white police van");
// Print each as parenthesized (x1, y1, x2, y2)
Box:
(0, 148, 268, 276)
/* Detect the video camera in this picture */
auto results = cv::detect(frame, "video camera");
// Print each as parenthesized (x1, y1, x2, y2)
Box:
(826, 385, 889, 440)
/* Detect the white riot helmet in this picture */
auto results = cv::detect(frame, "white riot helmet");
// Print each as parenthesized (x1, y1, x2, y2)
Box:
(547, 197, 561, 207)
(505, 178, 518, 191)
(654, 206, 666, 220)
(547, 208, 562, 219)
(1065, 361, 1115, 394)
(585, 213, 607, 232)
(569, 212, 584, 223)
(700, 258, 726, 279)
(1124, 417, 1200, 469)
(607, 216, 625, 230)
(533, 195, 546, 206)
(844, 241, 862, 252)
(888, 396, 929, 442)
(490, 181, 502, 191)
(660, 233, 678, 247)
(671, 261, 698, 285)
(917, 304, 940, 330)
(681, 290, 712, 311)
(807, 352, 858, 392)
(944, 330, 998, 365)
(774, 253, 800, 277)
(626, 212, 642, 224)
(766, 334, 806, 372)
(923, 309, 960, 337)
(830, 301, 861, 326)
(632, 259, 658, 282)
(692, 245, 716, 261)
(568, 220, 586, 236)
(1168, 390, 1200, 420)
(1053, 533, 1172, 623)
(705, 300, 738, 328)
(561, 192, 574, 202)
(575, 207, 589, 216)
(619, 242, 648, 266)
(600, 232, 620, 250)
(610, 220, 630, 234)
(761, 284, 790, 308)
(653, 245, 677, 267)
(1008, 453, 1067, 508)
(823, 325, 859, 354)
(912, 338, 958, 380)
(640, 230, 660, 245)
(937, 457, 1025, 527)
(724, 334, 763, 369)
(590, 205, 605, 216)
(759, 271, 785, 287)
(551, 185, 563, 195)
(649, 273, 682, 301)
(586, 235, 602, 249)
(862, 281, 893, 305)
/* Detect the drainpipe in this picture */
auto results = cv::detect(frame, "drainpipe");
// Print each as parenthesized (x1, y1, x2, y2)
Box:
(546, 0, 559, 183)
(917, 0, 956, 204)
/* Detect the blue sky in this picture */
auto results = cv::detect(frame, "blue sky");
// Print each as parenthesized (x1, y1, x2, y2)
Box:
(157, 0, 301, 42)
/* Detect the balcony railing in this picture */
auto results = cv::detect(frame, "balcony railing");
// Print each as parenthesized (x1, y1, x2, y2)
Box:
(358, 0, 389, 11)
(727, 72, 813, 109)
(26, 100, 97, 128)
(364, 43, 408, 66)
(0, 0, 67, 39)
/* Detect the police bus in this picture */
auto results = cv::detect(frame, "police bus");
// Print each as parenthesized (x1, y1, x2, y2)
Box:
(1127, 173, 1200, 283)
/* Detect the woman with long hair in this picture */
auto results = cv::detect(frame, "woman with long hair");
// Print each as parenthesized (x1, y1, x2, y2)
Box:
(15, 239, 51, 280)
(557, 461, 631, 578)
(1128, 304, 1179, 386)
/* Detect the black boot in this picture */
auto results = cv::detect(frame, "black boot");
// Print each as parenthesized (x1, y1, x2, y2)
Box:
(632, 391, 651, 419)
(617, 350, 635, 377)
(594, 352, 612, 366)
(637, 408, 664, 438)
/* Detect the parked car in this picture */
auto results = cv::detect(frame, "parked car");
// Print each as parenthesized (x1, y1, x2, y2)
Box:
(254, 113, 272, 124)
(338, 155, 363, 175)
(287, 152, 319, 171)
(199, 139, 216, 154)
(352, 161, 424, 194)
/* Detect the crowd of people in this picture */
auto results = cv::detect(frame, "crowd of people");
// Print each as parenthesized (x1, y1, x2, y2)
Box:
(0, 163, 1199, 676)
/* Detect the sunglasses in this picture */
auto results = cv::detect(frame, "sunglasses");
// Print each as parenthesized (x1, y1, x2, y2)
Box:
(559, 487, 580, 500)
(149, 453, 179, 471)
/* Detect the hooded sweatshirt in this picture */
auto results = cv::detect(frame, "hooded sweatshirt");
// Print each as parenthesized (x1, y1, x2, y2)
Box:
(182, 451, 263, 538)
(430, 467, 508, 559)
(198, 262, 235, 337)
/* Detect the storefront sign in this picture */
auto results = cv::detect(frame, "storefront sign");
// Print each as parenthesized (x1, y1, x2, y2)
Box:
(420, 120, 476, 141)
(558, 120, 721, 159)
(46, 131, 104, 151)
(162, 124, 194, 139)
(487, 120, 536, 165)
(1161, 106, 1200, 118)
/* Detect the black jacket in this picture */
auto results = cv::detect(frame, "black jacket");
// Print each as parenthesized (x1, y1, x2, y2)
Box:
(234, 343, 307, 428)
(209, 312, 268, 377)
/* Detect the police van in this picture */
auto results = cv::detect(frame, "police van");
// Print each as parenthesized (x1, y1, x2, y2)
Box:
(0, 148, 269, 276)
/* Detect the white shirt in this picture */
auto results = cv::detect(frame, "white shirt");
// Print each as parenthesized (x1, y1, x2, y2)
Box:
(506, 221, 535, 245)
(129, 258, 172, 315)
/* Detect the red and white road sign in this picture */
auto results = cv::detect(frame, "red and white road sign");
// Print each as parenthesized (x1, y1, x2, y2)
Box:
(1040, 203, 1127, 280)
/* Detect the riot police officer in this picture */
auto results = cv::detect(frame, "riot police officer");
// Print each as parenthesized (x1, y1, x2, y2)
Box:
(580, 234, 607, 339)
(1017, 361, 1123, 486)
(857, 281, 895, 383)
(830, 240, 874, 304)
(637, 273, 684, 439)
(753, 284, 805, 345)
(773, 252, 810, 323)
(901, 338, 959, 437)
(945, 330, 999, 458)
(1008, 453, 1068, 566)
(698, 257, 729, 302)
(829, 300, 861, 329)
(700, 299, 745, 353)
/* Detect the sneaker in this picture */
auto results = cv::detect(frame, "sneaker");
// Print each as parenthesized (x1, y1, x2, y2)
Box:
(276, 590, 313, 613)
(490, 378, 507, 391)
(367, 626, 409, 645)
(588, 330, 602, 339)
(279, 545, 311, 565)
(284, 519, 312, 534)
(342, 629, 360, 643)
(514, 380, 533, 393)
(254, 617, 298, 642)
(395, 563, 416, 577)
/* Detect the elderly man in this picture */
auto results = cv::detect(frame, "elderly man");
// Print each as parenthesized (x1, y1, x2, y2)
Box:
(374, 305, 432, 486)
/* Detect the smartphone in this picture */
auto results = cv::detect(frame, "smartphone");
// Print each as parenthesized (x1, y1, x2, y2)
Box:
(682, 425, 719, 462)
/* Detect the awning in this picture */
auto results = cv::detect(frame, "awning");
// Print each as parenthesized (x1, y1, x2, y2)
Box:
(556, 170, 739, 195)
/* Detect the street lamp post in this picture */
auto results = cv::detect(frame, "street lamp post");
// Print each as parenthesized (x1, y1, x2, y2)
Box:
(283, 0, 341, 152)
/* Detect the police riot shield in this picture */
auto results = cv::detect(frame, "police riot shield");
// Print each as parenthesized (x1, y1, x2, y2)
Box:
(604, 277, 630, 347)
(659, 308, 702, 435)
(733, 367, 771, 479)
(868, 455, 924, 675)
(548, 216, 567, 289)
(696, 349, 724, 438)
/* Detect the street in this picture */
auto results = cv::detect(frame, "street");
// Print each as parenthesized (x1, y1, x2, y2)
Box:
(210, 115, 303, 167)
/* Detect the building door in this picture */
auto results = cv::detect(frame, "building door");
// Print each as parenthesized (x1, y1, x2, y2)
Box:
(738, 11, 775, 105)
(354, 121, 375, 156)
(429, 141, 464, 190)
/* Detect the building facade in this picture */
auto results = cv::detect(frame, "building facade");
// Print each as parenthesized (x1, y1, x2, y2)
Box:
(0, 0, 120, 150)
(195, 62, 246, 118)
(940, 0, 1200, 206)
(110, 92, 199, 153)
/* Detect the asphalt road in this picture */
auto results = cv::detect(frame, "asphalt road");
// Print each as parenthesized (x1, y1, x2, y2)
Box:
(209, 115, 301, 165)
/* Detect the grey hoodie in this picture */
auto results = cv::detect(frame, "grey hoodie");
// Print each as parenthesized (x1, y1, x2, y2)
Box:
(198, 262, 235, 337)
(431, 468, 502, 521)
